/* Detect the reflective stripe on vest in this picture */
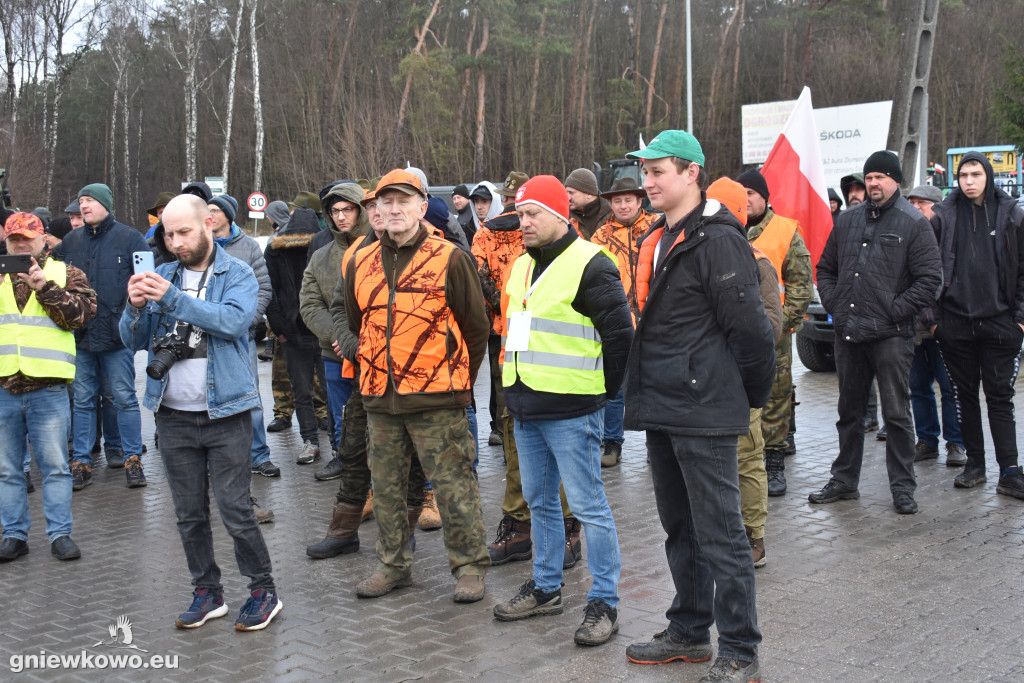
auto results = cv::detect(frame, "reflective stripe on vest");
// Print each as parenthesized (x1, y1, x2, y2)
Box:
(0, 259, 76, 380)
(353, 235, 470, 396)
(502, 239, 606, 395)
(750, 214, 799, 305)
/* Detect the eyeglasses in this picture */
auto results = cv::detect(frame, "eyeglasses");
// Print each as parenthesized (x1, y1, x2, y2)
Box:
(330, 206, 358, 217)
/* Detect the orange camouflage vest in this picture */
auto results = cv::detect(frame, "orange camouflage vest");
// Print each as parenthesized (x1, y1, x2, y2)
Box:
(591, 209, 660, 320)
(471, 220, 525, 330)
(353, 235, 470, 396)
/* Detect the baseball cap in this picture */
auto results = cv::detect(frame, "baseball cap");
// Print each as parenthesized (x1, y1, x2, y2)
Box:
(627, 130, 705, 166)
(4, 212, 46, 239)
(376, 169, 427, 198)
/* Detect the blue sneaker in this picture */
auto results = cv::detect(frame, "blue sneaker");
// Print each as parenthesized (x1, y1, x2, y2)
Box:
(234, 589, 283, 631)
(175, 588, 228, 629)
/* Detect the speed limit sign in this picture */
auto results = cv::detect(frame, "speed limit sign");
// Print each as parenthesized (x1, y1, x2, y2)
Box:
(247, 192, 268, 212)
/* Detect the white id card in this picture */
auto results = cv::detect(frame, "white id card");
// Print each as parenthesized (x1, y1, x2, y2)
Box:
(505, 311, 532, 352)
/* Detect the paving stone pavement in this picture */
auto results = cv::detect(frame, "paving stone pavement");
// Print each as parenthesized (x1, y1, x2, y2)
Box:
(2, 352, 1022, 681)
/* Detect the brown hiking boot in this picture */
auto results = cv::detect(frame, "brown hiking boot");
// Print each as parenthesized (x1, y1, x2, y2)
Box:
(250, 493, 275, 524)
(488, 516, 532, 565)
(745, 526, 765, 568)
(563, 517, 582, 569)
(71, 460, 92, 491)
(419, 489, 442, 530)
(306, 501, 363, 558)
(453, 574, 486, 603)
(355, 571, 412, 598)
(361, 490, 374, 521)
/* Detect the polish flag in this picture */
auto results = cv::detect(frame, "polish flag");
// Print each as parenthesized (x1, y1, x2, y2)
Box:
(760, 86, 832, 271)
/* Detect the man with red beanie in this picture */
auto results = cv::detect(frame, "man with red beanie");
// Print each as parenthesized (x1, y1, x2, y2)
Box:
(492, 175, 633, 647)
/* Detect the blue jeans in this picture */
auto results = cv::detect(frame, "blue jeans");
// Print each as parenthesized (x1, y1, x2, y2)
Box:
(248, 339, 271, 466)
(647, 430, 760, 662)
(156, 406, 274, 593)
(323, 359, 354, 453)
(0, 384, 73, 542)
(910, 339, 963, 449)
(603, 387, 624, 444)
(514, 410, 620, 607)
(72, 348, 142, 465)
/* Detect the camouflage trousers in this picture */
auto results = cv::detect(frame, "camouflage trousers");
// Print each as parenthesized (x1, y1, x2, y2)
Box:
(271, 338, 328, 422)
(737, 407, 767, 539)
(761, 332, 793, 449)
(500, 410, 571, 522)
(366, 408, 489, 579)
(335, 384, 425, 508)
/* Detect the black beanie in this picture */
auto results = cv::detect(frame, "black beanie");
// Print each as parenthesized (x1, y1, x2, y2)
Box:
(863, 150, 903, 183)
(453, 184, 471, 199)
(736, 169, 770, 202)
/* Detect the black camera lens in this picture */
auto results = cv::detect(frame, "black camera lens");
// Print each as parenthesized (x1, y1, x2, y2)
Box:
(146, 348, 178, 380)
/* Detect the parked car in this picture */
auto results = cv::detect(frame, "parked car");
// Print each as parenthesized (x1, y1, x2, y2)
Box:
(795, 284, 835, 372)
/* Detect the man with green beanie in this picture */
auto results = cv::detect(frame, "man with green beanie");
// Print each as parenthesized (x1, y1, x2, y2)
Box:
(53, 183, 150, 491)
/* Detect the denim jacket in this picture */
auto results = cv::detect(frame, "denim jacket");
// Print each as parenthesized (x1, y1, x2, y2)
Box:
(118, 245, 260, 418)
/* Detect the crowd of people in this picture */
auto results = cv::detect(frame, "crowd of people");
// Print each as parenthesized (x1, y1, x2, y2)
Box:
(1, 130, 1022, 682)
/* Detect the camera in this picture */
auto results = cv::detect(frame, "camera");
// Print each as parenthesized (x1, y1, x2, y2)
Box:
(146, 329, 198, 380)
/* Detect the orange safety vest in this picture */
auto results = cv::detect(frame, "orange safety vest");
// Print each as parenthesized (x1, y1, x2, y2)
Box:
(337, 233, 370, 380)
(750, 214, 799, 305)
(635, 226, 686, 314)
(352, 235, 470, 397)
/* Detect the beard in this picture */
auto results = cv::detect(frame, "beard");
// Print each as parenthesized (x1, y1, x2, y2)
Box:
(179, 230, 213, 268)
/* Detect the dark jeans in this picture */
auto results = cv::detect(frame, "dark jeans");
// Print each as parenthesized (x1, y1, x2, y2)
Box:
(156, 407, 274, 594)
(282, 338, 321, 445)
(935, 311, 1023, 471)
(647, 430, 760, 662)
(832, 336, 916, 494)
(487, 334, 505, 433)
(910, 339, 962, 449)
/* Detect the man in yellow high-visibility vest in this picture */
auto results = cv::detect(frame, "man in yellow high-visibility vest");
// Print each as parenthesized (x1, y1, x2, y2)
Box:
(493, 176, 633, 647)
(0, 212, 96, 563)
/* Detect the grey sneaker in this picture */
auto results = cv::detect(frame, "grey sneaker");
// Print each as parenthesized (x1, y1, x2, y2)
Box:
(574, 599, 618, 646)
(295, 441, 321, 465)
(700, 657, 761, 682)
(945, 443, 967, 467)
(493, 579, 563, 621)
(626, 630, 713, 664)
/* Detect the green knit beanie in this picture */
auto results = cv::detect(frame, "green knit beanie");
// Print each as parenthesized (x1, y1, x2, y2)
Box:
(78, 183, 114, 213)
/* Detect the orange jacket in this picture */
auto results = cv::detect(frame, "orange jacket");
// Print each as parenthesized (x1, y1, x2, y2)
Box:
(591, 209, 660, 320)
(353, 235, 471, 397)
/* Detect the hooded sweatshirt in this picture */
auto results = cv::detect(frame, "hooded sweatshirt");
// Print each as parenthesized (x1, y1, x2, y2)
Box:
(265, 200, 291, 232)
(470, 181, 504, 235)
(300, 183, 370, 362)
(926, 151, 1024, 324)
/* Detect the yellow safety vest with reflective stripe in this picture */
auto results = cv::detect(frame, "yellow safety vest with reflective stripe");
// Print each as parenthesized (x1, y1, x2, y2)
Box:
(502, 239, 606, 394)
(0, 259, 76, 380)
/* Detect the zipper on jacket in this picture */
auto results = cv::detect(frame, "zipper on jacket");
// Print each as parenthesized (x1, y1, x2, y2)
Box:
(387, 250, 398, 413)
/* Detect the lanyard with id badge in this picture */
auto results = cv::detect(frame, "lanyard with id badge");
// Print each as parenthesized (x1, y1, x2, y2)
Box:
(506, 257, 557, 353)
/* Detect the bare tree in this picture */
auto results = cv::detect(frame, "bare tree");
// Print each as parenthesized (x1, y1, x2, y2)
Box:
(220, 0, 245, 191)
(249, 0, 263, 192)
(162, 0, 204, 181)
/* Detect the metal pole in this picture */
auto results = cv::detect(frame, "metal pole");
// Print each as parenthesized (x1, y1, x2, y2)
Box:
(686, 0, 693, 133)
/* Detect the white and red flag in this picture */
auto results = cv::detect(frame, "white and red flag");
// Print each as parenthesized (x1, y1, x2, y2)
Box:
(760, 86, 832, 271)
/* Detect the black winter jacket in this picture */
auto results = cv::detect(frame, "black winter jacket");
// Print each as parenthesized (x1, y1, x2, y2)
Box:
(503, 230, 634, 422)
(817, 190, 940, 342)
(54, 214, 149, 352)
(265, 208, 319, 344)
(623, 199, 776, 436)
(924, 152, 1024, 326)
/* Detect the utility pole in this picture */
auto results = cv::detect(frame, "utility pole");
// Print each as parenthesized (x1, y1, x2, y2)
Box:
(886, 0, 939, 191)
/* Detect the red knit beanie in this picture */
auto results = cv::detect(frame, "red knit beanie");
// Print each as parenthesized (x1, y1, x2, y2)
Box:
(514, 175, 570, 224)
